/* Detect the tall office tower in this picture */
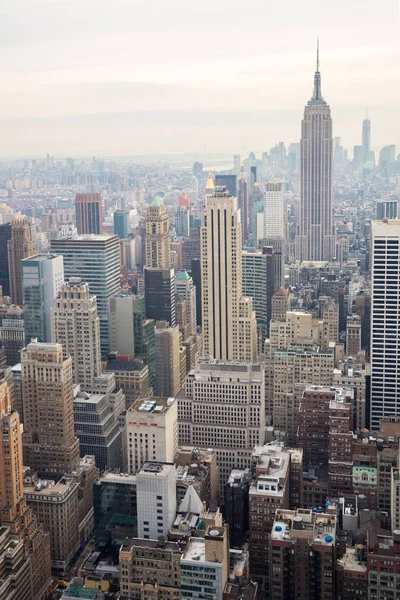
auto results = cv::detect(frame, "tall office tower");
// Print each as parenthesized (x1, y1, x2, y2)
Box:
(295, 45, 335, 262)
(0, 375, 52, 600)
(270, 508, 337, 600)
(249, 445, 290, 581)
(178, 358, 265, 491)
(176, 194, 191, 238)
(362, 111, 371, 163)
(328, 388, 354, 498)
(113, 209, 129, 238)
(145, 196, 170, 268)
(126, 397, 178, 474)
(234, 154, 241, 178)
(201, 187, 257, 360)
(182, 228, 200, 270)
(73, 388, 123, 471)
(108, 294, 156, 389)
(242, 248, 283, 347)
(0, 305, 25, 365)
(75, 192, 103, 234)
(346, 315, 361, 356)
(0, 222, 11, 296)
(353, 145, 363, 167)
(52, 278, 101, 386)
(145, 267, 176, 326)
(8, 215, 35, 305)
(136, 461, 177, 539)
(265, 181, 285, 239)
(22, 254, 64, 343)
(238, 167, 249, 243)
(370, 220, 400, 429)
(176, 270, 197, 335)
(120, 237, 136, 269)
(154, 322, 181, 397)
(51, 234, 120, 354)
(215, 174, 237, 197)
(21, 342, 80, 478)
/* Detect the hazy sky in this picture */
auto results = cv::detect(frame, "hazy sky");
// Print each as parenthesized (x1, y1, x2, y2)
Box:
(0, 0, 399, 157)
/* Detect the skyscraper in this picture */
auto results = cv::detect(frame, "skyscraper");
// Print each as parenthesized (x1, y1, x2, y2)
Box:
(145, 196, 170, 268)
(52, 277, 101, 386)
(114, 209, 130, 238)
(265, 181, 285, 239)
(201, 187, 257, 360)
(295, 44, 335, 262)
(8, 215, 35, 305)
(155, 322, 181, 397)
(51, 234, 120, 353)
(75, 192, 103, 235)
(0, 374, 51, 599)
(22, 254, 64, 343)
(21, 342, 80, 477)
(362, 110, 371, 163)
(370, 220, 400, 429)
(0, 222, 12, 296)
(175, 270, 197, 335)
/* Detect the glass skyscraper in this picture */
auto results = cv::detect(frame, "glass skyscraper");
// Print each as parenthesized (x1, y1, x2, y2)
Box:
(51, 234, 120, 354)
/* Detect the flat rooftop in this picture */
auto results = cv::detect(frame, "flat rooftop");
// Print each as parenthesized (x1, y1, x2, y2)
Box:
(271, 509, 336, 546)
(337, 547, 367, 574)
(181, 537, 205, 563)
(128, 397, 175, 415)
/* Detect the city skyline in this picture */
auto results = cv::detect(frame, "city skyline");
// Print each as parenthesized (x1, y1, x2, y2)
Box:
(0, 0, 399, 156)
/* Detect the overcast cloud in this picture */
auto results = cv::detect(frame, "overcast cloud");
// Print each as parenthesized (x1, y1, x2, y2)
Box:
(0, 0, 399, 156)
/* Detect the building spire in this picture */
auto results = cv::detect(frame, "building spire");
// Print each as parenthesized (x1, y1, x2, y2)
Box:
(313, 38, 322, 101)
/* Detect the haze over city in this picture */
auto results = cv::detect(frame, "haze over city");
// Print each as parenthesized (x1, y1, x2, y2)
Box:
(0, 0, 399, 156)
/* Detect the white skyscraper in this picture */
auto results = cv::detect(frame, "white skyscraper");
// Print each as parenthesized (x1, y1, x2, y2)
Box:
(201, 187, 257, 360)
(295, 44, 335, 262)
(370, 220, 400, 429)
(264, 181, 285, 239)
(51, 277, 101, 387)
(175, 270, 197, 336)
(136, 462, 177, 540)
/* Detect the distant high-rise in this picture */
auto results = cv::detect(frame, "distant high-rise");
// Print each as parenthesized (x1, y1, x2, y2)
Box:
(8, 215, 35, 305)
(21, 342, 80, 477)
(0, 222, 12, 296)
(370, 220, 400, 429)
(215, 174, 237, 198)
(155, 322, 181, 398)
(145, 267, 176, 326)
(265, 181, 285, 239)
(175, 270, 197, 336)
(75, 193, 103, 235)
(362, 111, 371, 163)
(295, 44, 335, 262)
(238, 167, 249, 244)
(52, 278, 101, 387)
(145, 196, 170, 269)
(22, 254, 64, 343)
(113, 209, 129, 238)
(201, 187, 257, 360)
(51, 234, 120, 354)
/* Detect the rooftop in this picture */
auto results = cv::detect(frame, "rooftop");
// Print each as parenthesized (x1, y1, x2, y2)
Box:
(337, 547, 367, 574)
(271, 509, 336, 546)
(127, 396, 175, 415)
(138, 461, 175, 477)
(105, 358, 146, 372)
(181, 537, 206, 563)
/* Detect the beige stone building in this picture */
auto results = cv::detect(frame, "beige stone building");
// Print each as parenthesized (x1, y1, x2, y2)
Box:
(52, 278, 101, 387)
(21, 342, 80, 478)
(201, 188, 257, 361)
(145, 197, 170, 269)
(178, 358, 265, 491)
(8, 215, 35, 305)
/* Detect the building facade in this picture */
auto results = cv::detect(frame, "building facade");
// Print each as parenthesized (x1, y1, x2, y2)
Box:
(75, 193, 103, 235)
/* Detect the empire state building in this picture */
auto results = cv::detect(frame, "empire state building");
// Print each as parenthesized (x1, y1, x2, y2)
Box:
(295, 45, 336, 262)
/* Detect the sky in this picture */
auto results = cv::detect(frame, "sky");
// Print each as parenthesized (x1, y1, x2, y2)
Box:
(0, 0, 399, 157)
